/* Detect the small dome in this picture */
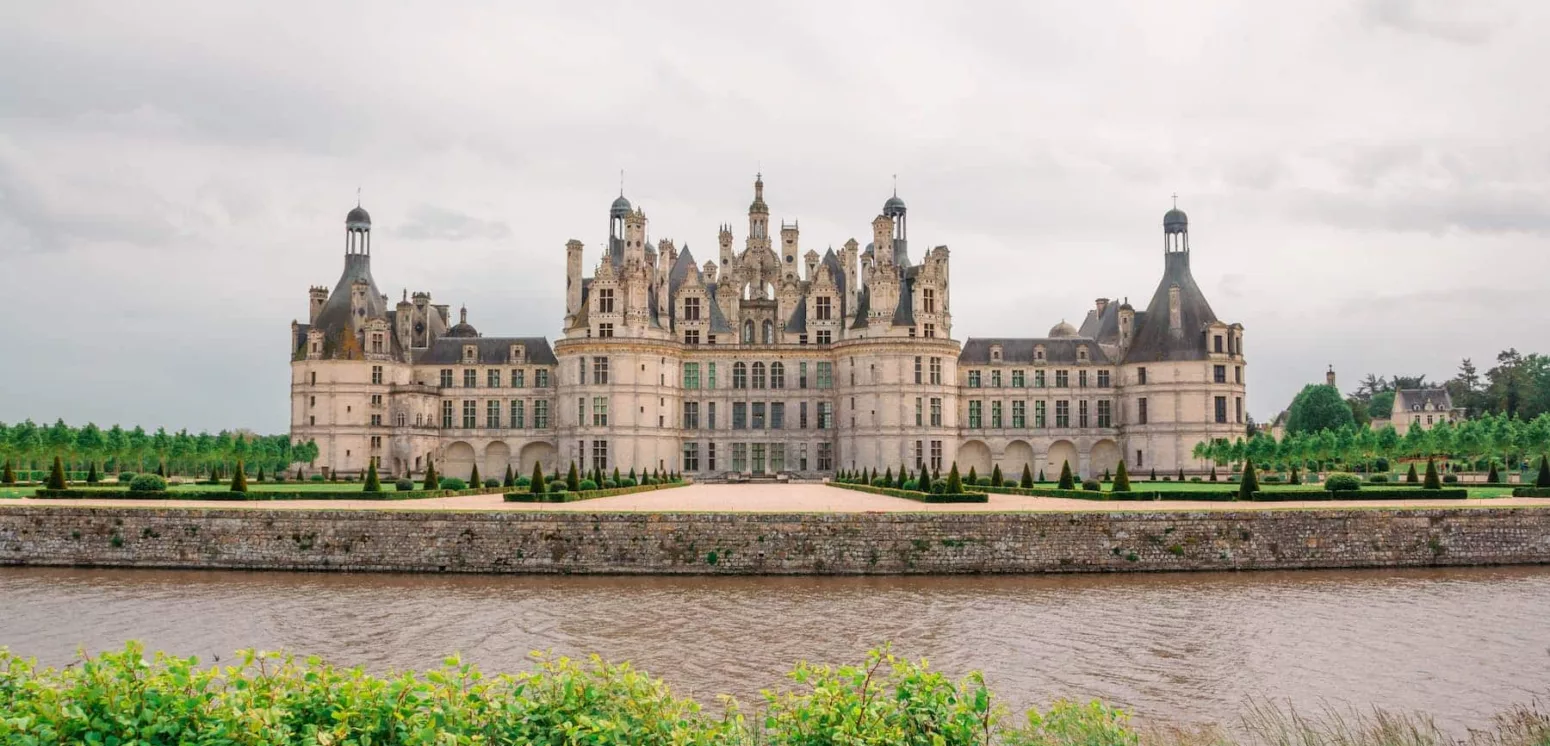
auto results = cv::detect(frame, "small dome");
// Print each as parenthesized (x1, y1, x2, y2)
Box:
(610, 195, 633, 218)
(1163, 207, 1188, 234)
(883, 194, 907, 216)
(346, 205, 371, 229)
(1049, 320, 1078, 338)
(445, 322, 479, 338)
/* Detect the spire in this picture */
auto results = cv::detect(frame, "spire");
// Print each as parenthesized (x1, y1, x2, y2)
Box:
(460, 305, 467, 324)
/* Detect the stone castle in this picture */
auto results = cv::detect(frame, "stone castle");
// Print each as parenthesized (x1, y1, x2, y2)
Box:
(290, 176, 1246, 481)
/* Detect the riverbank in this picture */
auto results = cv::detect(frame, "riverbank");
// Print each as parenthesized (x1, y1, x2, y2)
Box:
(2, 497, 1548, 575)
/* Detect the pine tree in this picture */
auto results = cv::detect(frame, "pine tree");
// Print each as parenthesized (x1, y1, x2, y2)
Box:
(1149, 468, 1157, 481)
(1020, 464, 1034, 488)
(966, 466, 978, 485)
(1238, 457, 1259, 501)
(1113, 460, 1132, 493)
(1057, 460, 1075, 490)
(530, 461, 546, 495)
(423, 459, 439, 490)
(883, 467, 893, 487)
(157, 462, 166, 477)
(1486, 462, 1500, 484)
(946, 462, 963, 494)
(256, 465, 266, 482)
(363, 460, 381, 492)
(86, 461, 99, 484)
(1102, 468, 1111, 483)
(897, 464, 907, 488)
(990, 464, 1003, 487)
(1423, 457, 1441, 490)
(1037, 469, 1045, 483)
(1406, 463, 1419, 483)
(1290, 466, 1301, 485)
(46, 456, 67, 490)
(613, 466, 622, 485)
(1535, 454, 1550, 488)
(503, 464, 515, 488)
(1177, 467, 1185, 481)
(1, 460, 14, 485)
(567, 461, 580, 491)
(630, 467, 638, 483)
(230, 460, 249, 493)
(933, 466, 941, 482)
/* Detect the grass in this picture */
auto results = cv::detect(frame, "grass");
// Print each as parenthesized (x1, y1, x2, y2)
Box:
(1078, 480, 1524, 500)
(1141, 698, 1550, 745)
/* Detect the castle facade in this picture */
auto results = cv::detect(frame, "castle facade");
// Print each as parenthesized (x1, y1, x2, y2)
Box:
(290, 177, 1246, 482)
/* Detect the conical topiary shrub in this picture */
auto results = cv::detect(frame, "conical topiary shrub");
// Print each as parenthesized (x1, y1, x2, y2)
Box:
(230, 460, 248, 493)
(1238, 458, 1259, 501)
(1020, 464, 1034, 488)
(86, 462, 99, 484)
(1290, 466, 1301, 485)
(363, 460, 381, 492)
(503, 464, 515, 488)
(882, 467, 892, 487)
(1057, 460, 1075, 490)
(256, 465, 266, 482)
(46, 456, 67, 490)
(1149, 468, 1157, 481)
(567, 461, 580, 491)
(157, 462, 166, 477)
(613, 467, 622, 485)
(946, 462, 963, 494)
(991, 464, 1003, 487)
(1423, 457, 1441, 490)
(1102, 468, 1111, 483)
(1487, 462, 1500, 484)
(1037, 469, 1045, 483)
(1113, 460, 1132, 493)
(530, 461, 546, 495)
(296, 466, 304, 481)
(1406, 463, 1419, 483)
(423, 459, 439, 490)
(966, 466, 977, 486)
(1209, 466, 1218, 482)
(1537, 454, 1550, 488)
(1177, 467, 1185, 481)
(469, 463, 482, 489)
(1, 460, 13, 485)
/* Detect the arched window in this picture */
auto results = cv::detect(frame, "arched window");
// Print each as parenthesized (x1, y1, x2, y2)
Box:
(770, 362, 785, 389)
(395, 412, 406, 427)
(742, 320, 754, 344)
(733, 362, 748, 389)
(752, 362, 767, 389)
(762, 320, 773, 344)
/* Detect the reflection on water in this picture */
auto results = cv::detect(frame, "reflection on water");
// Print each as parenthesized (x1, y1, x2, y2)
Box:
(2, 566, 1547, 729)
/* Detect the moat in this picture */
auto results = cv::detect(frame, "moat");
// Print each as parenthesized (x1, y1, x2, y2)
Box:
(3, 565, 1548, 730)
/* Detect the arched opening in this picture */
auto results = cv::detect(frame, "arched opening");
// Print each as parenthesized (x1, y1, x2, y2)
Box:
(518, 441, 557, 476)
(762, 319, 773, 344)
(1047, 440, 1079, 480)
(484, 441, 511, 483)
(1090, 439, 1121, 478)
(1004, 440, 1035, 480)
(742, 320, 754, 344)
(444, 441, 476, 481)
(958, 440, 992, 476)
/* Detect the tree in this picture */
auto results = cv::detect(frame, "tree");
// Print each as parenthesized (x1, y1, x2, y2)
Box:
(966, 466, 978, 485)
(1537, 454, 1550, 488)
(1368, 390, 1396, 421)
(1, 460, 12, 485)
(423, 458, 439, 490)
(1020, 464, 1033, 488)
(470, 463, 482, 488)
(1290, 465, 1300, 485)
(566, 461, 580, 491)
(1423, 457, 1442, 490)
(230, 460, 248, 492)
(1406, 463, 1419, 483)
(882, 466, 892, 486)
(503, 464, 515, 488)
(945, 462, 962, 494)
(530, 461, 546, 495)
(1238, 458, 1259, 501)
(1286, 384, 1355, 434)
(363, 460, 381, 492)
(1113, 460, 1131, 493)
(86, 461, 99, 484)
(46, 455, 67, 489)
(991, 464, 1003, 487)
(1486, 462, 1500, 484)
(1057, 460, 1075, 490)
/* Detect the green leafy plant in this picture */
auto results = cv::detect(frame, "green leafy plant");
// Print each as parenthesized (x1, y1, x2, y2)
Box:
(1113, 460, 1131, 493)
(1238, 457, 1259, 501)
(1424, 457, 1442, 490)
(394, 477, 415, 491)
(1324, 473, 1361, 492)
(439, 477, 467, 490)
(45, 455, 67, 489)
(363, 460, 381, 493)
(230, 459, 248, 493)
(1020, 464, 1034, 488)
(128, 474, 167, 493)
(1057, 461, 1075, 490)
(423, 458, 439, 490)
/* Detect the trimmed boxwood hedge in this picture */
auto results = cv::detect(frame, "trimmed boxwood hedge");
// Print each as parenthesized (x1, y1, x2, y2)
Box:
(978, 484, 1468, 502)
(830, 481, 989, 504)
(503, 481, 687, 503)
(31, 486, 511, 501)
(1250, 488, 1468, 502)
(1511, 487, 1550, 497)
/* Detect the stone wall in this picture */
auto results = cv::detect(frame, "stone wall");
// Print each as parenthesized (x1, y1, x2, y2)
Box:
(1, 506, 1549, 575)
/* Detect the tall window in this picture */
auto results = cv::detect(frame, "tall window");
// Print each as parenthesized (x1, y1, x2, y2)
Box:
(707, 363, 716, 389)
(597, 288, 614, 313)
(752, 402, 766, 429)
(815, 330, 832, 345)
(1034, 400, 1047, 428)
(771, 402, 784, 429)
(682, 401, 699, 429)
(913, 440, 924, 470)
(818, 401, 833, 429)
(593, 397, 608, 426)
(923, 323, 935, 338)
(1079, 370, 1088, 388)
(762, 320, 773, 344)
(371, 365, 383, 385)
(770, 362, 785, 388)
(1012, 370, 1025, 388)
(816, 362, 833, 389)
(930, 397, 942, 427)
(968, 371, 981, 388)
(991, 400, 1003, 428)
(1214, 334, 1223, 353)
(914, 357, 922, 384)
(1236, 397, 1244, 423)
(708, 443, 717, 471)
(1235, 366, 1243, 384)
(1215, 396, 1228, 424)
(732, 402, 747, 429)
(1078, 400, 1089, 428)
(683, 362, 700, 389)
(1138, 398, 1148, 425)
(922, 288, 935, 313)
(991, 370, 1002, 388)
(1097, 400, 1112, 428)
(930, 441, 943, 472)
(442, 400, 454, 428)
(732, 443, 748, 472)
(707, 402, 717, 429)
(370, 333, 384, 354)
(592, 440, 608, 471)
(915, 397, 923, 426)
(535, 369, 549, 387)
(683, 442, 700, 471)
(968, 401, 983, 428)
(592, 357, 609, 385)
(800, 401, 809, 429)
(683, 297, 700, 320)
(817, 442, 833, 471)
(533, 400, 549, 428)
(488, 369, 501, 388)
(464, 369, 477, 388)
(512, 369, 525, 388)
(510, 400, 525, 428)
(742, 320, 754, 344)
(1034, 370, 1046, 388)
(1214, 365, 1227, 383)
(462, 400, 477, 428)
(485, 400, 501, 428)
(597, 323, 613, 338)
(1012, 400, 1026, 428)
(815, 296, 832, 320)
(752, 362, 766, 389)
(1138, 367, 1148, 385)
(1055, 370, 1069, 388)
(733, 362, 748, 389)
(1055, 400, 1069, 428)
(799, 362, 808, 388)
(440, 369, 453, 387)
(929, 357, 942, 385)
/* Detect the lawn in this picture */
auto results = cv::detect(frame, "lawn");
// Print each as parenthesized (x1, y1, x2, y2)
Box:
(1087, 479, 1520, 499)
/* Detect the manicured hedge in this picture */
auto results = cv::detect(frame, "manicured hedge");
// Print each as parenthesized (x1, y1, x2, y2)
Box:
(979, 485, 1235, 501)
(1249, 488, 1468, 502)
(31, 486, 510, 501)
(503, 481, 688, 503)
(979, 485, 1467, 502)
(1511, 487, 1550, 497)
(830, 481, 989, 504)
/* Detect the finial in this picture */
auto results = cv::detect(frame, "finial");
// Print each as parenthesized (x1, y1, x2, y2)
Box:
(402, 288, 407, 302)
(619, 169, 624, 197)
(356, 187, 361, 207)
(1171, 192, 1178, 209)
(460, 305, 467, 324)
(892, 173, 898, 197)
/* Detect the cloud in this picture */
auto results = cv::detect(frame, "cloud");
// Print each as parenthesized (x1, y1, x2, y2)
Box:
(392, 205, 513, 242)
(1360, 0, 1509, 45)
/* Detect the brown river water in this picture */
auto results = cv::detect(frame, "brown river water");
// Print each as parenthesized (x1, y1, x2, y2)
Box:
(2, 565, 1548, 730)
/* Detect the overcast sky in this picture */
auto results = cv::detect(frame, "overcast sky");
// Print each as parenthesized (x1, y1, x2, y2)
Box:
(3, 0, 1547, 434)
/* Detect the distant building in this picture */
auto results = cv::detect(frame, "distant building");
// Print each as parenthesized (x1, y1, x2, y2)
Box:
(1391, 388, 1463, 436)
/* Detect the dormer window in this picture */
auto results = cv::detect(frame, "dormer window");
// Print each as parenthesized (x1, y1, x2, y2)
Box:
(990, 345, 1002, 362)
(509, 344, 524, 364)
(1077, 347, 1089, 362)
(463, 345, 478, 363)
(1034, 345, 1046, 362)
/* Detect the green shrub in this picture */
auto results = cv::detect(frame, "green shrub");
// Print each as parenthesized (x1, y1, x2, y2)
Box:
(394, 478, 415, 491)
(1324, 473, 1361, 491)
(931, 479, 947, 494)
(579, 479, 599, 491)
(1057, 460, 1074, 490)
(128, 474, 168, 492)
(975, 476, 991, 486)
(483, 478, 500, 488)
(362, 461, 381, 493)
(946, 463, 963, 494)
(549, 483, 567, 495)
(1081, 479, 1100, 491)
(310, 474, 326, 482)
(966, 466, 978, 486)
(1368, 474, 1388, 484)
(1443, 473, 1459, 484)
(1406, 463, 1419, 483)
(1425, 457, 1443, 490)
(902, 479, 919, 491)
(86, 462, 99, 484)
(1537, 454, 1550, 488)
(530, 461, 546, 495)
(515, 475, 531, 487)
(230, 460, 249, 493)
(991, 464, 1003, 487)
(46, 456, 67, 489)
(1209, 466, 1218, 482)
(423, 459, 440, 491)
(1113, 460, 1131, 492)
(619, 477, 637, 488)
(1190, 477, 1202, 483)
(567, 461, 581, 491)
(1020, 464, 1034, 488)
(1263, 475, 1283, 483)
(1005, 699, 1140, 746)
(116, 471, 137, 484)
(439, 477, 467, 491)
(1487, 462, 1500, 484)
(1238, 458, 1259, 501)
(1290, 466, 1301, 485)
(872, 477, 889, 487)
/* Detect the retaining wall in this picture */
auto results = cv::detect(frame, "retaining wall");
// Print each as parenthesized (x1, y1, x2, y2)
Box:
(2, 506, 1549, 574)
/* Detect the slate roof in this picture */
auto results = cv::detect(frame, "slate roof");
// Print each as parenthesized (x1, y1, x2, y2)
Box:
(958, 337, 1117, 365)
(309, 254, 387, 359)
(891, 268, 916, 327)
(1122, 251, 1218, 364)
(415, 336, 557, 365)
(1393, 388, 1455, 414)
(1077, 300, 1123, 345)
(785, 298, 807, 333)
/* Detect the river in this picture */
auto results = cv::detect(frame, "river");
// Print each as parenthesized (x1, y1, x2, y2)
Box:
(2, 565, 1547, 730)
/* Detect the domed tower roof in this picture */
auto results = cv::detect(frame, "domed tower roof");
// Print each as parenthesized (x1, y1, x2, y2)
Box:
(1163, 206, 1188, 234)
(346, 205, 371, 230)
(1049, 320, 1078, 338)
(445, 306, 479, 338)
(610, 194, 633, 218)
(883, 194, 907, 216)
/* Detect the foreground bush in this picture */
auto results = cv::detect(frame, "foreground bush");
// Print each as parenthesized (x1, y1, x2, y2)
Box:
(1324, 473, 1361, 492)
(127, 474, 167, 493)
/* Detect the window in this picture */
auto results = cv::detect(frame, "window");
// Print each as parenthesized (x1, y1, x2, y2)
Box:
(1097, 400, 1112, 428)
(462, 400, 477, 428)
(1136, 450, 1144, 468)
(1012, 370, 1025, 388)
(1138, 367, 1148, 385)
(1055, 370, 1069, 388)
(1078, 400, 1089, 428)
(708, 442, 717, 471)
(487, 369, 501, 388)
(915, 397, 923, 426)
(800, 443, 809, 470)
(460, 369, 474, 388)
(818, 401, 834, 429)
(930, 441, 943, 472)
(597, 288, 614, 313)
(685, 329, 700, 345)
(968, 400, 983, 428)
(923, 323, 935, 338)
(1138, 398, 1148, 425)
(708, 363, 717, 389)
(1077, 347, 1088, 362)
(533, 400, 549, 428)
(771, 362, 785, 388)
(991, 401, 1003, 428)
(816, 362, 833, 388)
(1034, 347, 1045, 362)
(922, 288, 935, 313)
(310, 371, 317, 385)
(914, 357, 923, 384)
(485, 400, 500, 428)
(968, 371, 981, 388)
(682, 401, 699, 429)
(762, 320, 773, 344)
(929, 357, 942, 385)
(511, 400, 525, 428)
(1235, 366, 1243, 384)
(732, 402, 747, 429)
(992, 370, 1002, 388)
(370, 414, 382, 427)
(799, 362, 808, 389)
(707, 402, 717, 429)
(1215, 396, 1228, 424)
(1214, 365, 1227, 384)
(742, 320, 754, 344)
(683, 363, 700, 389)
(815, 296, 832, 320)
(370, 435, 382, 449)
(752, 402, 766, 429)
(816, 330, 832, 345)
(535, 369, 549, 387)
(930, 397, 942, 427)
(1079, 370, 1088, 388)
(598, 323, 614, 338)
(1034, 370, 1046, 388)
(770, 443, 786, 472)
(683, 442, 700, 471)
(593, 397, 608, 426)
(683, 297, 701, 320)
(371, 393, 382, 407)
(593, 357, 609, 385)
(396, 412, 406, 427)
(732, 443, 748, 472)
(1035, 400, 1047, 427)
(733, 362, 748, 389)
(1055, 400, 1070, 428)
(817, 442, 833, 471)
(799, 334, 808, 345)
(771, 402, 785, 429)
(371, 365, 383, 385)
(592, 440, 608, 472)
(1012, 400, 1026, 428)
(463, 345, 478, 363)
(441, 401, 453, 428)
(1097, 370, 1110, 388)
(1236, 397, 1244, 424)
(577, 397, 585, 425)
(800, 401, 809, 428)
(1214, 334, 1223, 353)
(512, 369, 525, 388)
(913, 440, 924, 470)
(752, 362, 767, 389)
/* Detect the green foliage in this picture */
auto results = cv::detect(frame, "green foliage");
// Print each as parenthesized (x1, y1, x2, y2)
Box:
(423, 458, 439, 490)
(1, 460, 15, 485)
(530, 461, 546, 495)
(1487, 462, 1500, 483)
(85, 461, 99, 484)
(1080, 479, 1100, 491)
(1209, 466, 1217, 482)
(883, 466, 893, 486)
(127, 473, 167, 492)
(394, 477, 415, 491)
(230, 459, 249, 492)
(549, 482, 567, 494)
(1538, 454, 1550, 488)
(966, 465, 978, 485)
(469, 463, 481, 488)
(310, 473, 326, 482)
(1290, 466, 1300, 485)
(1004, 699, 1139, 746)
(45, 455, 67, 489)
(363, 460, 382, 492)
(503, 464, 515, 488)
(580, 479, 599, 491)
(931, 479, 947, 495)
(1324, 473, 1361, 491)
(619, 478, 637, 488)
(1443, 473, 1459, 484)
(1057, 460, 1074, 490)
(1238, 458, 1259, 501)
(1037, 469, 1045, 483)
(439, 477, 467, 490)
(1020, 464, 1034, 488)
(1368, 474, 1388, 484)
(991, 464, 1003, 487)
(613, 466, 623, 485)
(116, 470, 136, 485)
(975, 476, 992, 486)
(1287, 383, 1356, 434)
(567, 461, 580, 491)
(1113, 460, 1131, 492)
(946, 462, 963, 494)
(1406, 463, 1419, 483)
(484, 478, 500, 488)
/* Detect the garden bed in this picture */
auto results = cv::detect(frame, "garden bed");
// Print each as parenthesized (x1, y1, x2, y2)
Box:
(503, 481, 688, 503)
(30, 486, 509, 501)
(829, 481, 988, 503)
(1511, 487, 1550, 497)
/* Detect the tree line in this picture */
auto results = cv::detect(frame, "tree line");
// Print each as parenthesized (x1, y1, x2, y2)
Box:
(0, 419, 317, 478)
(1345, 349, 1550, 424)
